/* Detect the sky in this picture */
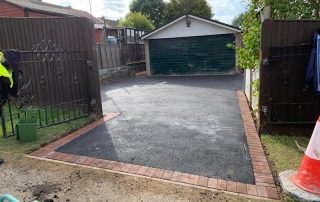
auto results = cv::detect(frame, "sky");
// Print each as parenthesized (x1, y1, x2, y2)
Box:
(42, 0, 248, 24)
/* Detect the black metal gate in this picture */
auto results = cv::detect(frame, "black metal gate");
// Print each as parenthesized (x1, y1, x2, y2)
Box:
(1, 38, 91, 138)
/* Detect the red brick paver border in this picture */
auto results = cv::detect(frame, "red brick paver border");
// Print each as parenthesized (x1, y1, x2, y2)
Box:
(237, 90, 278, 199)
(28, 93, 279, 200)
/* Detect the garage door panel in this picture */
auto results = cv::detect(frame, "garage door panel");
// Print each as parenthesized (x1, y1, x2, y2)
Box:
(149, 34, 235, 75)
(150, 37, 190, 75)
(189, 35, 235, 75)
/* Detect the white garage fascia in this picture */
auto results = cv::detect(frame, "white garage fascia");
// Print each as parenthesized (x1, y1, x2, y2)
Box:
(142, 14, 241, 40)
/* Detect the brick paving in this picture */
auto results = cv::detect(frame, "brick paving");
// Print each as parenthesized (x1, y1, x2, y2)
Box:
(29, 91, 279, 200)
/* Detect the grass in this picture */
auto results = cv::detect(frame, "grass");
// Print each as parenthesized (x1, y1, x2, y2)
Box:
(261, 134, 310, 202)
(261, 134, 309, 172)
(0, 115, 96, 154)
(0, 103, 88, 138)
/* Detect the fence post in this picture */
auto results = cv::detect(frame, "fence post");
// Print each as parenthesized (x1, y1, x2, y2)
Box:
(121, 44, 126, 65)
(98, 44, 103, 70)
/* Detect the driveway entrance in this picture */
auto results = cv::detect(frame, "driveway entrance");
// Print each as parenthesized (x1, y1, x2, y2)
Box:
(58, 75, 254, 184)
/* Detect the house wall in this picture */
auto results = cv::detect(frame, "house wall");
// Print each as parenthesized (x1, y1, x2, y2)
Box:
(0, 2, 102, 43)
(0, 2, 61, 17)
(95, 29, 102, 44)
(147, 16, 238, 39)
(28, 11, 54, 17)
(0, 2, 24, 16)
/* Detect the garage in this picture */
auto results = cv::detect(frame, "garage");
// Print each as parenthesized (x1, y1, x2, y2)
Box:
(142, 14, 241, 76)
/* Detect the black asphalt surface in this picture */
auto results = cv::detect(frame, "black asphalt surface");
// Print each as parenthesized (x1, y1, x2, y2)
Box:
(57, 76, 255, 184)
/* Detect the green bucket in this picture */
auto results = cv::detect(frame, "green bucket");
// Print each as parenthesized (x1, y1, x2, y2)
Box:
(16, 118, 39, 142)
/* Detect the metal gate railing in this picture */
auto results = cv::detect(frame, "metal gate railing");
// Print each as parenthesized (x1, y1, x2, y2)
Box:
(1, 38, 91, 138)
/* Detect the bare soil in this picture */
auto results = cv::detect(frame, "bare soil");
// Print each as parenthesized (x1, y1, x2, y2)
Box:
(0, 153, 271, 202)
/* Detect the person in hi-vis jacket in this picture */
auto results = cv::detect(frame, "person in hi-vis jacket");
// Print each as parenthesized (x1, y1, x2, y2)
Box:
(0, 50, 20, 165)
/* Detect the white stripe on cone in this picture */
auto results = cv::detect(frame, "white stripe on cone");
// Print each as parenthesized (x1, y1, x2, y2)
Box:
(305, 120, 320, 161)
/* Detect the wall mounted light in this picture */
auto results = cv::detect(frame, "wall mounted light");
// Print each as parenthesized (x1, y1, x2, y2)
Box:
(186, 15, 191, 27)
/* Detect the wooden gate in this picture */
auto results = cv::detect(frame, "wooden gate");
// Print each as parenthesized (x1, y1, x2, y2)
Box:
(0, 17, 102, 138)
(260, 19, 320, 134)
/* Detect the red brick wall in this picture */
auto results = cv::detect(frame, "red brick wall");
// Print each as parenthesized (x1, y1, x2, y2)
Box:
(0, 2, 59, 18)
(29, 11, 54, 17)
(95, 30, 101, 43)
(0, 2, 24, 17)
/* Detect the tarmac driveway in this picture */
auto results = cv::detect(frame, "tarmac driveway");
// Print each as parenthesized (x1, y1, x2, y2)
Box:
(58, 75, 254, 184)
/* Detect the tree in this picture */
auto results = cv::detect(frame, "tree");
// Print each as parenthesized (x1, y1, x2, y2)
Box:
(130, 0, 165, 27)
(164, 0, 213, 22)
(232, 13, 244, 28)
(236, 0, 320, 70)
(269, 0, 320, 19)
(118, 12, 155, 31)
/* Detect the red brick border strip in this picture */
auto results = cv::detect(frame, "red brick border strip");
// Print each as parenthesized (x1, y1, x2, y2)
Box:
(28, 93, 279, 200)
(237, 90, 279, 199)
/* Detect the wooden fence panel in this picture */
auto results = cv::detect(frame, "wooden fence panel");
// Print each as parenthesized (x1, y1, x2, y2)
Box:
(120, 44, 145, 65)
(96, 43, 145, 69)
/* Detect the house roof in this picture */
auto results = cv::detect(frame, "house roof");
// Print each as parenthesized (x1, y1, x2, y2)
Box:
(104, 19, 118, 28)
(142, 14, 241, 40)
(4, 0, 104, 24)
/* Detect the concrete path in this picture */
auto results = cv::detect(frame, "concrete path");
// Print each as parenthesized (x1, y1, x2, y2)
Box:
(58, 76, 254, 184)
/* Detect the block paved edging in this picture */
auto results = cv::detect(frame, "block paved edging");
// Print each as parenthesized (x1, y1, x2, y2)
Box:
(237, 90, 279, 199)
(28, 91, 279, 200)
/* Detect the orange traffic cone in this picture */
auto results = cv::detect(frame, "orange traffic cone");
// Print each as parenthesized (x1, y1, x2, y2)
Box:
(293, 116, 320, 195)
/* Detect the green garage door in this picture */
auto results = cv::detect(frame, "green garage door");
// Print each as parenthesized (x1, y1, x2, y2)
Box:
(149, 34, 236, 75)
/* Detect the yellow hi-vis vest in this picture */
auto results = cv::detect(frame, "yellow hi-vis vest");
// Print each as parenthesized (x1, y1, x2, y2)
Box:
(0, 51, 13, 88)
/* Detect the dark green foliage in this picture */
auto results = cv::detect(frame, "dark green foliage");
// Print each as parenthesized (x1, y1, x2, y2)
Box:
(130, 0, 165, 27)
(237, 0, 320, 70)
(164, 0, 213, 22)
(269, 0, 320, 19)
(118, 12, 155, 31)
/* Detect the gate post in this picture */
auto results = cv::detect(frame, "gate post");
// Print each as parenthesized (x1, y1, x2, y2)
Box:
(259, 19, 272, 132)
(83, 18, 103, 117)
